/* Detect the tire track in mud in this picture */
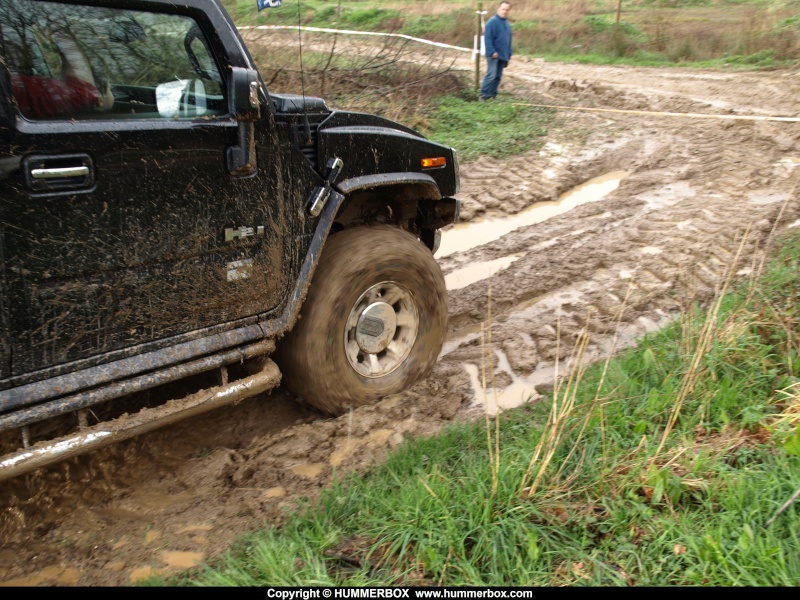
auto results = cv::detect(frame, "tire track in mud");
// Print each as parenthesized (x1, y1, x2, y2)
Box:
(457, 149, 569, 219)
(438, 86, 800, 415)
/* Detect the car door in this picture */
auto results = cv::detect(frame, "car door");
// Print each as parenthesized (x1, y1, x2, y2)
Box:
(0, 0, 293, 377)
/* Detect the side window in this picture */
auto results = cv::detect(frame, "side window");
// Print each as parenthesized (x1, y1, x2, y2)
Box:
(0, 1, 226, 121)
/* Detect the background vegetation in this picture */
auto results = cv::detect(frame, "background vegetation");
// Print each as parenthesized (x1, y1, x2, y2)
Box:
(224, 0, 800, 67)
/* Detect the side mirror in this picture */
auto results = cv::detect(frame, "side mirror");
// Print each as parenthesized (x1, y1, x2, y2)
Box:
(229, 66, 260, 122)
(156, 79, 207, 118)
(226, 67, 261, 176)
(156, 80, 186, 117)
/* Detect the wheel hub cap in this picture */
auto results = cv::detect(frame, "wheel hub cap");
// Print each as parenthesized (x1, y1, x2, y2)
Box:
(345, 281, 419, 379)
(355, 302, 396, 354)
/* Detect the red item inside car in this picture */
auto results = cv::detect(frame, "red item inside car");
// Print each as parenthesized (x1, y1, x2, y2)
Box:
(11, 73, 101, 119)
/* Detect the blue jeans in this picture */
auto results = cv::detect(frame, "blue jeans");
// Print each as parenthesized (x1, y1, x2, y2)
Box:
(480, 57, 507, 98)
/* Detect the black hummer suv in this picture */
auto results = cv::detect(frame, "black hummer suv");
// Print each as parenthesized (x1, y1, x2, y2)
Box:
(0, 0, 459, 481)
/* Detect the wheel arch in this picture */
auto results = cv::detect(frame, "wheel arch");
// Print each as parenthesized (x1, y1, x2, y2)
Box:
(332, 172, 460, 245)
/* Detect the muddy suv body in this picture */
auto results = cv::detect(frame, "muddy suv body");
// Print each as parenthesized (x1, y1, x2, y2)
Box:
(0, 0, 459, 481)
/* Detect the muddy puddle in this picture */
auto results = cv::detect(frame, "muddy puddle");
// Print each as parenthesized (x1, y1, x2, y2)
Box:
(437, 170, 629, 259)
(440, 172, 632, 414)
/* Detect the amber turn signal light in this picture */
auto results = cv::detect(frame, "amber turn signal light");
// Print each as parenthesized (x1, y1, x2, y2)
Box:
(421, 157, 446, 168)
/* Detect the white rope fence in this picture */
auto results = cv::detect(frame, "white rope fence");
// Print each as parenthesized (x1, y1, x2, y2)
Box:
(238, 25, 477, 55)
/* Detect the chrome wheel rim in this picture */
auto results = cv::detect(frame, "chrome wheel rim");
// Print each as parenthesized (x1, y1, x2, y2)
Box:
(344, 281, 419, 378)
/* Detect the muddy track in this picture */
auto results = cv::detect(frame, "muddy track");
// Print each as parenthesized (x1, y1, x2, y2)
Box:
(2, 52, 800, 586)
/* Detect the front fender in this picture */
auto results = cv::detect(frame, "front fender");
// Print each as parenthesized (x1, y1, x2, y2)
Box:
(318, 120, 459, 197)
(336, 172, 440, 198)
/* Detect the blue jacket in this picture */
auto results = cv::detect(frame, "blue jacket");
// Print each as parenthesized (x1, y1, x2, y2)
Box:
(484, 13, 512, 61)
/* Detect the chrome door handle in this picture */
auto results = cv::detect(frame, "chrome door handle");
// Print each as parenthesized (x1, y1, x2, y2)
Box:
(23, 153, 94, 193)
(31, 166, 90, 179)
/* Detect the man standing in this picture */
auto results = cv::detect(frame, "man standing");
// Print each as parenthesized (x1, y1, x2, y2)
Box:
(480, 1, 512, 102)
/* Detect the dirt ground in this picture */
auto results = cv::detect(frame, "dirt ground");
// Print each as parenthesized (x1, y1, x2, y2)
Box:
(2, 45, 800, 586)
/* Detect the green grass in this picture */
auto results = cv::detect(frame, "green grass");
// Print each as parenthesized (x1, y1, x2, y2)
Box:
(536, 48, 790, 69)
(155, 214, 800, 587)
(428, 95, 557, 163)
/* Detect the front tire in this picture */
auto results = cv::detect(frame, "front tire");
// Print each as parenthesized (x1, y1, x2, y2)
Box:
(276, 225, 448, 415)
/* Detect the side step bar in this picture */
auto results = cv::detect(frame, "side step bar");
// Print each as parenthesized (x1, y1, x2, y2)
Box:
(0, 359, 282, 483)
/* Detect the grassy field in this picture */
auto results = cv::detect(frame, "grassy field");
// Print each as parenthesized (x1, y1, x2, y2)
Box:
(224, 0, 800, 67)
(157, 216, 800, 586)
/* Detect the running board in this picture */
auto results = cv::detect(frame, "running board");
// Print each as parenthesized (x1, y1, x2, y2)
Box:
(0, 359, 282, 483)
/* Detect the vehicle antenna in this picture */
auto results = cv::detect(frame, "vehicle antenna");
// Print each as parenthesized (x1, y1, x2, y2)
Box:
(295, 0, 312, 144)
